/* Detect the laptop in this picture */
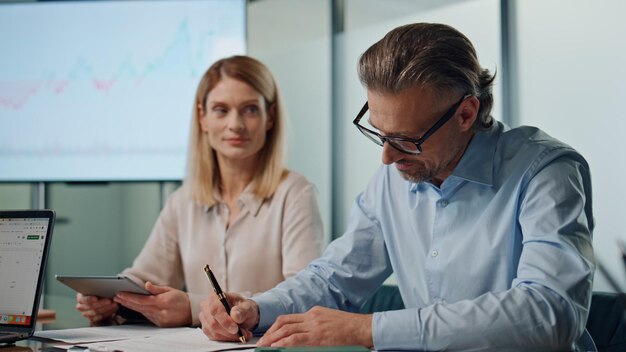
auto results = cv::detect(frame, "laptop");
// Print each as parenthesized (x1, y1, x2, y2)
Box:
(0, 210, 55, 344)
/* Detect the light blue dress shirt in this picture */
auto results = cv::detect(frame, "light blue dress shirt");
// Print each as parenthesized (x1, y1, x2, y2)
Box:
(253, 121, 595, 351)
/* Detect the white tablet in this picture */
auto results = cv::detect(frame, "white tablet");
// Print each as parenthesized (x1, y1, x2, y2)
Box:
(55, 275, 151, 298)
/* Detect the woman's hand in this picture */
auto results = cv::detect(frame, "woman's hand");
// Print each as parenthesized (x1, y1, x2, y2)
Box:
(76, 292, 119, 326)
(113, 281, 192, 327)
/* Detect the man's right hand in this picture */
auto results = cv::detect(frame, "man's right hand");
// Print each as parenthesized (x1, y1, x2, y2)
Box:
(75, 292, 119, 325)
(199, 291, 258, 342)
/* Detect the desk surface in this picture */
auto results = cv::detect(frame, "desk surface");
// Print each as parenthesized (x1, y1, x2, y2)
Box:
(2, 340, 37, 352)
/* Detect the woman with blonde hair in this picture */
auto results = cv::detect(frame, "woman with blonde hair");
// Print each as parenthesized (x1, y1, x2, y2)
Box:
(75, 55, 324, 327)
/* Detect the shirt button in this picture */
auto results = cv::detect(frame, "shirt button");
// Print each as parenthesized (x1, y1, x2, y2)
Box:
(431, 249, 439, 257)
(438, 199, 449, 208)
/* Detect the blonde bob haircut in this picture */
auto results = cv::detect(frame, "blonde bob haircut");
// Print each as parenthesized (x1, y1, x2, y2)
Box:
(186, 55, 287, 207)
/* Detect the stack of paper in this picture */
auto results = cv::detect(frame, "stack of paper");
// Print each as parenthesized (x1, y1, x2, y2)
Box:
(34, 325, 256, 351)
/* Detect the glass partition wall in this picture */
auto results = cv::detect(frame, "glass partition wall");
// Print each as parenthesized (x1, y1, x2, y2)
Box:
(515, 0, 626, 292)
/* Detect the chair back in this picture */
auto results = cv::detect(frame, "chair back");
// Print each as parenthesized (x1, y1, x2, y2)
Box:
(586, 291, 626, 352)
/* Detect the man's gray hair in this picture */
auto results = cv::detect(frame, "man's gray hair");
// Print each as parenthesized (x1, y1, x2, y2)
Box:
(358, 23, 495, 130)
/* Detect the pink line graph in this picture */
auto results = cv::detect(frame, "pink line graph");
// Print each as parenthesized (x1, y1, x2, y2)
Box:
(1, 20, 208, 110)
(0, 81, 41, 110)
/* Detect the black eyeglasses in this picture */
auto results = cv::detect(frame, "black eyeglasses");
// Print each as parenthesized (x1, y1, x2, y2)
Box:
(353, 94, 471, 155)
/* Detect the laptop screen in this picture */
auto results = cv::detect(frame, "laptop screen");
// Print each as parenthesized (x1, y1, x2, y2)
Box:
(0, 211, 54, 329)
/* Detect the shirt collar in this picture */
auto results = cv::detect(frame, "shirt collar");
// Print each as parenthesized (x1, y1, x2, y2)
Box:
(202, 183, 264, 216)
(449, 121, 502, 186)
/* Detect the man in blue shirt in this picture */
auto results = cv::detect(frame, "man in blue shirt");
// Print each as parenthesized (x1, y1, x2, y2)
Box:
(199, 23, 595, 351)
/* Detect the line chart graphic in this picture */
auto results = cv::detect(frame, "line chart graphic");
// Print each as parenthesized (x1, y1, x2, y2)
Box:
(0, 0, 246, 181)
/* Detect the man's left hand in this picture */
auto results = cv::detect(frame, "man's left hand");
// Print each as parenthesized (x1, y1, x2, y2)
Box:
(257, 306, 373, 348)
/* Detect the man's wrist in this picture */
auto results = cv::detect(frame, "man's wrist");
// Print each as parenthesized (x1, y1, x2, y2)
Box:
(358, 313, 374, 348)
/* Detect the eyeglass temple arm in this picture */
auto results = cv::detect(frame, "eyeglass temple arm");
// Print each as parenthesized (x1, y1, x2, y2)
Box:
(417, 95, 469, 144)
(353, 102, 369, 123)
(417, 110, 455, 143)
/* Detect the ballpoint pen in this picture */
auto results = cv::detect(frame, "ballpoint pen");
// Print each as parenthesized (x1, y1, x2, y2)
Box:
(203, 264, 246, 343)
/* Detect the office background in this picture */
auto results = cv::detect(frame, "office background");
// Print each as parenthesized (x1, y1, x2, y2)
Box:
(1, 0, 625, 328)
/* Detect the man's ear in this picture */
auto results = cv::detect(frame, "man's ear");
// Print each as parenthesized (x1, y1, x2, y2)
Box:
(198, 104, 209, 132)
(266, 103, 276, 131)
(458, 96, 479, 132)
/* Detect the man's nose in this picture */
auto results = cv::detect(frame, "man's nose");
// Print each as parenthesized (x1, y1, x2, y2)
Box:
(381, 142, 402, 165)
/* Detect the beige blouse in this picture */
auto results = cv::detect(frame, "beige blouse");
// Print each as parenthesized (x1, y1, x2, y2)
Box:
(122, 171, 324, 326)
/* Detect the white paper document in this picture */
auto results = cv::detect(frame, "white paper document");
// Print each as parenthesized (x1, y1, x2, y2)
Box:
(34, 324, 194, 344)
(80, 328, 257, 352)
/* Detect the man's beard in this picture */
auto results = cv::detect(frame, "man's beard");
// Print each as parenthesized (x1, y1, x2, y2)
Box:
(396, 139, 464, 183)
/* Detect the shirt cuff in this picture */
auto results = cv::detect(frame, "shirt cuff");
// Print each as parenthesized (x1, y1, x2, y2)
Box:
(373, 309, 422, 350)
(251, 292, 288, 332)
